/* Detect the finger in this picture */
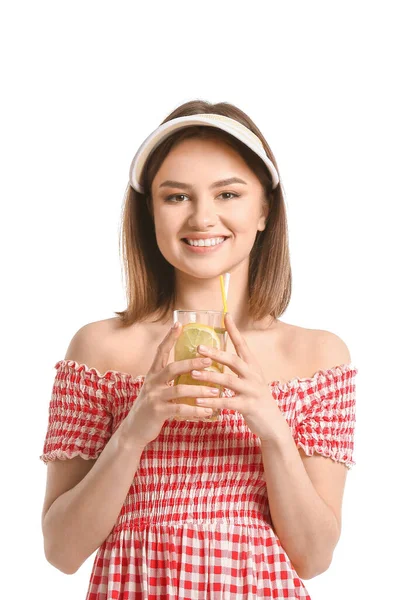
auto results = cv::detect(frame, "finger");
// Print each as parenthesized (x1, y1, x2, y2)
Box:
(151, 322, 182, 372)
(166, 383, 221, 402)
(224, 313, 255, 364)
(196, 343, 248, 378)
(163, 355, 213, 382)
(194, 397, 226, 409)
(191, 367, 248, 396)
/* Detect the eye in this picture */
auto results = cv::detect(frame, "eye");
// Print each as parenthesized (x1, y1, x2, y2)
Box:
(164, 192, 239, 203)
(220, 192, 239, 200)
(165, 194, 188, 203)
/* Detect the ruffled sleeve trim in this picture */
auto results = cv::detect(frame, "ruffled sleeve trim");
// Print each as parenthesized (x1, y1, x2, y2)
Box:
(54, 359, 144, 385)
(269, 362, 358, 394)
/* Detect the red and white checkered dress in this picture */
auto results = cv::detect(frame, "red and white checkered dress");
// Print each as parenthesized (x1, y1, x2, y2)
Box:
(40, 359, 358, 599)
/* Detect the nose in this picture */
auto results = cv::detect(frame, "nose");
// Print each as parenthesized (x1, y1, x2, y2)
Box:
(187, 199, 218, 229)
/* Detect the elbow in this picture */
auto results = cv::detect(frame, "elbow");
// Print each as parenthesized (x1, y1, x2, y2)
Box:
(42, 513, 83, 575)
(295, 553, 333, 581)
(43, 538, 81, 575)
(295, 516, 340, 580)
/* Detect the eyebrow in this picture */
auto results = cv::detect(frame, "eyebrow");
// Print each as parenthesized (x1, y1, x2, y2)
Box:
(159, 177, 248, 190)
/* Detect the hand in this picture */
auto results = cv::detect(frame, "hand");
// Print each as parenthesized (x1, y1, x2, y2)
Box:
(190, 313, 287, 442)
(122, 322, 221, 447)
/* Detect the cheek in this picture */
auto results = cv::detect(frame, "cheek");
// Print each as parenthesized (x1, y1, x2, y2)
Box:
(230, 210, 260, 234)
(154, 212, 177, 239)
(153, 216, 183, 263)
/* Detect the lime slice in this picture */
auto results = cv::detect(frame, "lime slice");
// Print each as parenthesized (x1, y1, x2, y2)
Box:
(174, 366, 222, 406)
(174, 322, 221, 362)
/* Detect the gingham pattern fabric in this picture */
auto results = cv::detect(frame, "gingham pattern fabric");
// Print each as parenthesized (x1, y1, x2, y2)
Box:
(40, 360, 358, 599)
(40, 361, 114, 463)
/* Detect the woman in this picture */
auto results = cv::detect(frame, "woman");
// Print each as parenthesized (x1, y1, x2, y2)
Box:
(40, 99, 358, 599)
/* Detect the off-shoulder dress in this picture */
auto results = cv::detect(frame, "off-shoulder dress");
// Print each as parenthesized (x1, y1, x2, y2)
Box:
(40, 359, 358, 599)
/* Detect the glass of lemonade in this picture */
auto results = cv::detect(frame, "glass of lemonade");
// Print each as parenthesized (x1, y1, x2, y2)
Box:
(172, 310, 228, 421)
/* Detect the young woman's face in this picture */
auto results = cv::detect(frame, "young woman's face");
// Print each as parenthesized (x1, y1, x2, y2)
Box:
(150, 137, 268, 279)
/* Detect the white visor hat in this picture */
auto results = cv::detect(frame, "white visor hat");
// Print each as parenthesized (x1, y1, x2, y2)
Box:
(129, 113, 280, 194)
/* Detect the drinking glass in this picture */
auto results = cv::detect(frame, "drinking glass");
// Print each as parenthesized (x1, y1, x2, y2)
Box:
(172, 309, 228, 421)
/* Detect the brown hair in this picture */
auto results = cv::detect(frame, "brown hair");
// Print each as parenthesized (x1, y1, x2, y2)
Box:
(114, 99, 291, 326)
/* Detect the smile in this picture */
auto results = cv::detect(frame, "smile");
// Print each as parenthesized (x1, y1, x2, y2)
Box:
(181, 237, 229, 254)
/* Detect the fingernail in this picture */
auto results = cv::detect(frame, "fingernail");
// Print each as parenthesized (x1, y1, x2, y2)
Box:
(199, 345, 208, 352)
(173, 322, 179, 329)
(201, 358, 211, 365)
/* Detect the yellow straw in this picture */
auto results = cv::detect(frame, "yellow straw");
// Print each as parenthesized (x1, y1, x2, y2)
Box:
(219, 274, 228, 328)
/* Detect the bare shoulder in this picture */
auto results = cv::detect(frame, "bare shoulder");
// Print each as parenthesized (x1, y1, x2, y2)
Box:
(309, 327, 352, 369)
(64, 317, 120, 373)
(276, 320, 352, 375)
(64, 316, 164, 377)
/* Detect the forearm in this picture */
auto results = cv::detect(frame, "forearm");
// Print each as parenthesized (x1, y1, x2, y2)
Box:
(43, 420, 146, 574)
(260, 417, 340, 579)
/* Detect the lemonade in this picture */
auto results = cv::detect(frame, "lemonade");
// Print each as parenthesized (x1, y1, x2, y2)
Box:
(172, 314, 228, 421)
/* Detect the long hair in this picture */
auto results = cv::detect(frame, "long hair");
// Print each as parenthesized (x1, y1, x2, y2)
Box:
(114, 99, 291, 326)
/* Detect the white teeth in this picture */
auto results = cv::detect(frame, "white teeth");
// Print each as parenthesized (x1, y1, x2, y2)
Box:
(186, 237, 226, 247)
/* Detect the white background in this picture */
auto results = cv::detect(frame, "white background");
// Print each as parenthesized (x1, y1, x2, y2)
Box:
(2, 1, 401, 598)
